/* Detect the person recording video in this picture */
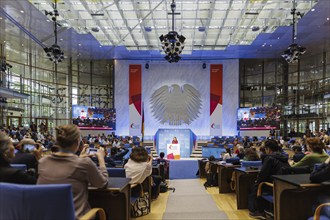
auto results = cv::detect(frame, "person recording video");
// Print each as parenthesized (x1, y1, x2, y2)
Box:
(11, 138, 43, 171)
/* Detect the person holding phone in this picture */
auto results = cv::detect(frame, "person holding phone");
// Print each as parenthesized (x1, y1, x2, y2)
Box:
(37, 124, 108, 219)
(0, 132, 37, 184)
(11, 138, 42, 171)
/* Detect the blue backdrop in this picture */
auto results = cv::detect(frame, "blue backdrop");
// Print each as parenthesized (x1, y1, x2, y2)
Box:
(155, 129, 196, 158)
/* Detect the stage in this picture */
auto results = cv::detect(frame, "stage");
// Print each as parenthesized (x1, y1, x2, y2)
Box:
(168, 158, 199, 180)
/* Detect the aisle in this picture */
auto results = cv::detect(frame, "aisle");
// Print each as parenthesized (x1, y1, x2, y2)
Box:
(163, 179, 228, 219)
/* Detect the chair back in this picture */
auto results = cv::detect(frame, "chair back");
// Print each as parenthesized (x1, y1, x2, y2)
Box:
(226, 157, 240, 164)
(241, 160, 262, 168)
(107, 168, 126, 177)
(0, 183, 75, 220)
(10, 164, 27, 171)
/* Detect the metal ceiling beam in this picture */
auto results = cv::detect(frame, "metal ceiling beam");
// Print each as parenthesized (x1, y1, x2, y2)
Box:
(148, 0, 161, 51)
(130, 0, 151, 50)
(77, 0, 116, 45)
(191, 2, 201, 52)
(199, 0, 216, 50)
(114, 1, 139, 48)
(213, 0, 234, 50)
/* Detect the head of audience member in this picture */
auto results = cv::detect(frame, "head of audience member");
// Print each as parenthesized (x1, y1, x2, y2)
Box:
(160, 152, 165, 159)
(55, 124, 81, 153)
(264, 139, 279, 154)
(16, 138, 37, 153)
(306, 137, 325, 154)
(0, 132, 15, 165)
(225, 147, 232, 156)
(244, 148, 260, 161)
(208, 155, 215, 161)
(238, 146, 245, 153)
(94, 139, 100, 148)
(292, 145, 303, 154)
(130, 146, 149, 163)
(110, 147, 118, 156)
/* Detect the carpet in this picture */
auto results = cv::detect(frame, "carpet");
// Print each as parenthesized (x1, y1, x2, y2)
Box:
(163, 179, 228, 220)
(169, 159, 198, 179)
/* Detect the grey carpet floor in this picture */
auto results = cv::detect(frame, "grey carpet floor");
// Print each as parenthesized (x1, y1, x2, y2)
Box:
(163, 179, 228, 220)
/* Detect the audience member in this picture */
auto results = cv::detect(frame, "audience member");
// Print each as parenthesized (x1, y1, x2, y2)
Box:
(11, 138, 42, 170)
(0, 132, 36, 184)
(244, 148, 260, 161)
(292, 138, 329, 169)
(292, 145, 305, 163)
(37, 124, 108, 219)
(222, 148, 232, 161)
(248, 139, 290, 219)
(125, 146, 161, 200)
(157, 152, 169, 177)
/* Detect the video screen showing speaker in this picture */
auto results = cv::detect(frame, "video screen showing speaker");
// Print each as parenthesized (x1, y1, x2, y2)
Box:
(237, 106, 281, 130)
(72, 105, 116, 130)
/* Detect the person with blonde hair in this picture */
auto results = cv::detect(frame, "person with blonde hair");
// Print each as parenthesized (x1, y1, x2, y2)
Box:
(292, 137, 329, 169)
(37, 124, 108, 219)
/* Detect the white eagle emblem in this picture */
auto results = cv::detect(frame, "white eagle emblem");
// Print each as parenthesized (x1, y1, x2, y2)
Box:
(150, 84, 202, 126)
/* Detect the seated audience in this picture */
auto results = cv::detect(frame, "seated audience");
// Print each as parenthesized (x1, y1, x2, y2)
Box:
(222, 148, 233, 161)
(292, 138, 329, 169)
(0, 132, 36, 184)
(236, 146, 245, 159)
(11, 138, 42, 170)
(37, 124, 108, 219)
(292, 145, 305, 163)
(243, 148, 260, 161)
(204, 155, 217, 187)
(310, 158, 330, 183)
(110, 146, 129, 161)
(157, 152, 169, 176)
(248, 139, 290, 219)
(205, 155, 215, 174)
(125, 146, 161, 200)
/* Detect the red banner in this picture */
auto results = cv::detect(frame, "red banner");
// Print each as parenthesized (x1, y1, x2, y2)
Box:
(210, 64, 223, 115)
(210, 64, 223, 135)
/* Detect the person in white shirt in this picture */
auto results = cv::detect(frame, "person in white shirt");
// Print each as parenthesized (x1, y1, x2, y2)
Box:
(124, 146, 152, 184)
(222, 148, 233, 161)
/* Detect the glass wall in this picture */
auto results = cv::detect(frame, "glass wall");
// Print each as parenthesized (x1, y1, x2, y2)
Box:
(0, 43, 114, 133)
(240, 51, 330, 136)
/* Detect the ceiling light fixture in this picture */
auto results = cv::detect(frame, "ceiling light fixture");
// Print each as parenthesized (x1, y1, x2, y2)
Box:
(43, 0, 64, 64)
(159, 0, 185, 63)
(281, 0, 306, 63)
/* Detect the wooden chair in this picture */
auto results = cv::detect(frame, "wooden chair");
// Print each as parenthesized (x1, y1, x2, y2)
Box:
(257, 182, 274, 203)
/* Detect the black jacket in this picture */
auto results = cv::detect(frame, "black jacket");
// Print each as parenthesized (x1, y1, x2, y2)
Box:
(293, 152, 306, 163)
(0, 164, 36, 184)
(256, 152, 290, 184)
(11, 152, 38, 170)
(310, 163, 330, 183)
(111, 148, 129, 161)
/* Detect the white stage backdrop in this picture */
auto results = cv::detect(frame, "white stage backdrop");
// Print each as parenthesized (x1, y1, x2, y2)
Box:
(114, 60, 239, 138)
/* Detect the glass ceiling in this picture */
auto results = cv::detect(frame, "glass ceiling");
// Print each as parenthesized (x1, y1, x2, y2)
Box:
(30, 0, 318, 55)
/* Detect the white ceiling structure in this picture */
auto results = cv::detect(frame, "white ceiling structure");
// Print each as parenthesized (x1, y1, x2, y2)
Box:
(0, 0, 329, 60)
(31, 0, 317, 51)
